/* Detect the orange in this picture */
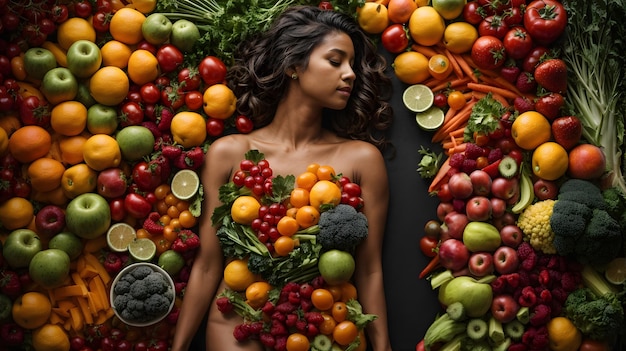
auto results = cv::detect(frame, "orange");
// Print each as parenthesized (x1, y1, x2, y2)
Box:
(31, 186, 68, 206)
(290, 187, 310, 208)
(223, 259, 256, 291)
(546, 316, 582, 351)
(286, 333, 310, 351)
(428, 54, 453, 80)
(58, 134, 87, 165)
(532, 142, 569, 181)
(0, 197, 35, 230)
(0, 112, 21, 136)
(50, 100, 87, 136)
(387, 0, 418, 24)
(393, 51, 430, 84)
(319, 313, 336, 335)
(274, 236, 295, 256)
(27, 157, 66, 193)
(127, 0, 157, 13)
(12, 291, 52, 329)
(295, 205, 320, 229)
(245, 281, 272, 309)
(8, 125, 51, 163)
(511, 111, 552, 150)
(170, 111, 207, 148)
(316, 165, 336, 181)
(203, 83, 237, 120)
(56, 17, 96, 50)
(409, 6, 445, 46)
(276, 216, 299, 236)
(127, 49, 160, 85)
(100, 40, 132, 68)
(296, 171, 318, 192)
(89, 66, 130, 106)
(83, 134, 122, 171)
(230, 196, 261, 225)
(0, 125, 8, 155)
(357, 2, 389, 34)
(309, 180, 342, 211)
(311, 288, 335, 311)
(333, 320, 359, 346)
(109, 8, 146, 45)
(32, 324, 70, 351)
(61, 163, 98, 199)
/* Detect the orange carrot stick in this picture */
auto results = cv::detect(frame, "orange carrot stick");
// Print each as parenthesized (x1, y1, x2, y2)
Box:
(430, 77, 471, 93)
(443, 107, 458, 124)
(444, 48, 464, 79)
(411, 44, 439, 58)
(427, 158, 451, 193)
(479, 74, 524, 97)
(467, 82, 519, 101)
(448, 142, 468, 155)
(453, 53, 479, 82)
(449, 127, 465, 138)
(491, 93, 511, 108)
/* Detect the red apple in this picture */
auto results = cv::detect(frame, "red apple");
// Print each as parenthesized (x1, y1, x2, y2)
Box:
(493, 246, 520, 274)
(440, 212, 469, 241)
(35, 205, 66, 238)
(568, 144, 607, 180)
(97, 167, 128, 199)
(466, 196, 492, 222)
(438, 239, 470, 271)
(491, 177, 519, 200)
(493, 212, 517, 231)
(437, 202, 454, 222)
(448, 172, 474, 199)
(533, 178, 559, 200)
(491, 294, 520, 323)
(437, 183, 453, 202)
(470, 170, 492, 196)
(500, 224, 524, 248)
(468, 252, 494, 277)
(491, 198, 507, 218)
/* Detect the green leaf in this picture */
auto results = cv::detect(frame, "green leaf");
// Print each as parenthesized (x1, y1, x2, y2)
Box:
(264, 174, 295, 204)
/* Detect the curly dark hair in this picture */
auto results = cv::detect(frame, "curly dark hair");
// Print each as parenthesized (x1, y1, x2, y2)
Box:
(226, 5, 394, 150)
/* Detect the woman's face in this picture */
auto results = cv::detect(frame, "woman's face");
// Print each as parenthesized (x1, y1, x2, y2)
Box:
(295, 32, 356, 110)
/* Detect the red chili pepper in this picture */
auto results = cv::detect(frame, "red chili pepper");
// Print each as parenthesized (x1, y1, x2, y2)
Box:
(419, 255, 441, 279)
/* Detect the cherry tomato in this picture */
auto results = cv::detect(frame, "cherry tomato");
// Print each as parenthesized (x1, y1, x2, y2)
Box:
(177, 67, 201, 91)
(156, 44, 183, 73)
(132, 161, 162, 192)
(433, 93, 448, 108)
(109, 198, 127, 222)
(523, 0, 567, 45)
(502, 6, 523, 26)
(447, 91, 466, 110)
(478, 15, 509, 39)
(342, 182, 361, 197)
(96, 0, 114, 12)
(38, 18, 56, 35)
(235, 115, 254, 134)
(463, 1, 485, 25)
(184, 90, 203, 110)
(423, 220, 441, 239)
(206, 117, 225, 137)
(120, 101, 144, 126)
(318, 1, 333, 10)
(381, 24, 409, 54)
(124, 193, 152, 219)
(73, 1, 93, 18)
(420, 236, 439, 257)
(22, 24, 47, 47)
(503, 27, 533, 60)
(522, 46, 549, 73)
(92, 11, 111, 33)
(198, 56, 227, 85)
(51, 4, 69, 23)
(471, 35, 506, 70)
(140, 83, 161, 104)
(1, 13, 20, 32)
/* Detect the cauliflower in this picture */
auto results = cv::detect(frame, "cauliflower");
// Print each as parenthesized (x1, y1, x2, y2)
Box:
(516, 199, 557, 254)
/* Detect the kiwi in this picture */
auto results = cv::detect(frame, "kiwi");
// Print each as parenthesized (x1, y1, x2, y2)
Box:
(504, 320, 525, 340)
(467, 318, 488, 340)
(498, 156, 519, 178)
(311, 334, 333, 351)
(446, 302, 467, 321)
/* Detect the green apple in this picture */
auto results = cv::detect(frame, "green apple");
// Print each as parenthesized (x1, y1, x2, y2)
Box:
(87, 103, 119, 135)
(438, 276, 493, 317)
(2, 229, 42, 268)
(29, 249, 71, 289)
(48, 232, 84, 260)
(318, 249, 355, 285)
(170, 19, 200, 53)
(23, 47, 57, 80)
(142, 13, 173, 45)
(115, 125, 155, 161)
(66, 40, 102, 79)
(75, 82, 97, 108)
(158, 250, 185, 277)
(41, 67, 78, 105)
(65, 193, 111, 239)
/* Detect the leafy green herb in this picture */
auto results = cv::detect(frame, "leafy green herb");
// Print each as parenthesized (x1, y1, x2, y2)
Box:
(417, 146, 443, 179)
(188, 184, 204, 217)
(244, 149, 265, 164)
(463, 93, 506, 141)
(265, 175, 295, 204)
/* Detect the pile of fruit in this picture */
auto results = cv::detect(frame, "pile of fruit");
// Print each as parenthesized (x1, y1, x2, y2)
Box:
(355, 0, 626, 350)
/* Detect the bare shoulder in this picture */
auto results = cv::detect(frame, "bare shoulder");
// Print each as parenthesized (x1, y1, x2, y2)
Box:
(206, 134, 252, 162)
(340, 140, 385, 165)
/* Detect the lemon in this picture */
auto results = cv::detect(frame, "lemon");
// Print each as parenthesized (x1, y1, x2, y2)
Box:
(171, 169, 200, 200)
(432, 0, 467, 20)
(128, 238, 157, 261)
(403, 84, 434, 113)
(443, 22, 479, 54)
(408, 6, 446, 47)
(416, 106, 445, 131)
(107, 223, 137, 252)
(605, 257, 626, 285)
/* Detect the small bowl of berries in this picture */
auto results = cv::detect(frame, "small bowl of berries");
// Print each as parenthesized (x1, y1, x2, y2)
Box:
(109, 262, 175, 327)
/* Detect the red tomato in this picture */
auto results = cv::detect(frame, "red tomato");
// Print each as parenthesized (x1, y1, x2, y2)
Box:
(471, 35, 506, 70)
(522, 46, 549, 73)
(96, 0, 113, 12)
(109, 198, 127, 222)
(51, 4, 69, 23)
(124, 193, 152, 219)
(156, 44, 183, 73)
(92, 11, 111, 33)
(462, 1, 485, 25)
(140, 83, 161, 104)
(198, 56, 227, 85)
(381, 24, 409, 54)
(206, 117, 225, 137)
(523, 0, 567, 45)
(184, 90, 203, 110)
(177, 67, 202, 91)
(502, 6, 523, 26)
(235, 115, 254, 134)
(420, 236, 439, 257)
(503, 27, 533, 60)
(19, 95, 50, 127)
(38, 18, 56, 35)
(342, 182, 362, 197)
(478, 15, 509, 39)
(73, 1, 93, 18)
(120, 101, 144, 126)
(132, 161, 162, 192)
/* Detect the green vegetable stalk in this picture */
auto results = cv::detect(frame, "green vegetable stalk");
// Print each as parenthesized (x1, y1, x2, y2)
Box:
(423, 313, 467, 351)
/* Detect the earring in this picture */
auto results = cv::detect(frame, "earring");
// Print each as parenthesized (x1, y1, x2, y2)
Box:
(291, 72, 298, 80)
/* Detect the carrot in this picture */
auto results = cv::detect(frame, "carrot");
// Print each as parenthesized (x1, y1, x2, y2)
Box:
(411, 44, 439, 58)
(479, 74, 524, 97)
(471, 91, 488, 101)
(442, 107, 458, 124)
(453, 53, 479, 82)
(467, 82, 519, 101)
(442, 137, 465, 150)
(444, 48, 464, 79)
(419, 255, 441, 279)
(448, 142, 468, 155)
(491, 93, 511, 108)
(433, 100, 476, 142)
(450, 127, 465, 138)
(427, 157, 451, 193)
(430, 76, 471, 93)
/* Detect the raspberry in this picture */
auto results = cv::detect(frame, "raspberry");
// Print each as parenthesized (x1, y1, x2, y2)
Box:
(529, 304, 551, 326)
(461, 158, 478, 173)
(464, 143, 484, 160)
(449, 153, 465, 170)
(560, 271, 581, 292)
(487, 147, 503, 163)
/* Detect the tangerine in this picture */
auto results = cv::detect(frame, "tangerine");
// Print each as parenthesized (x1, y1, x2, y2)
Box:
(100, 40, 132, 68)
(170, 111, 207, 148)
(27, 157, 66, 193)
(8, 125, 51, 163)
(83, 134, 122, 171)
(32, 324, 71, 351)
(89, 66, 130, 106)
(12, 291, 52, 329)
(231, 196, 261, 225)
(58, 134, 87, 165)
(223, 259, 256, 291)
(357, 2, 389, 34)
(409, 6, 446, 46)
(109, 8, 146, 45)
(532, 142, 569, 181)
(127, 49, 160, 85)
(56, 17, 96, 50)
(511, 111, 552, 150)
(245, 281, 272, 309)
(50, 100, 88, 136)
(546, 316, 582, 351)
(202, 83, 237, 120)
(0, 197, 35, 230)
(393, 51, 430, 84)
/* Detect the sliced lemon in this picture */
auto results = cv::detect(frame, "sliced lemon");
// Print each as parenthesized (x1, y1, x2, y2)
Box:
(605, 257, 626, 285)
(128, 238, 157, 262)
(416, 106, 445, 131)
(106, 223, 137, 252)
(170, 169, 200, 200)
(402, 84, 434, 113)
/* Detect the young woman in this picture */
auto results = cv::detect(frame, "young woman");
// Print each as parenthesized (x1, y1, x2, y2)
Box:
(171, 6, 394, 351)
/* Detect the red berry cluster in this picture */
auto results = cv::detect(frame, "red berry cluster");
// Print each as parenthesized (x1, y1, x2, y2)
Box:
(232, 158, 274, 197)
(338, 176, 364, 210)
(252, 203, 288, 247)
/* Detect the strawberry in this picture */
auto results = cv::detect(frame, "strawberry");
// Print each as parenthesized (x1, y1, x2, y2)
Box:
(161, 144, 183, 160)
(157, 106, 175, 132)
(515, 72, 537, 93)
(534, 92, 564, 121)
(184, 146, 204, 170)
(513, 96, 535, 114)
(500, 63, 521, 83)
(533, 58, 567, 94)
(141, 121, 162, 139)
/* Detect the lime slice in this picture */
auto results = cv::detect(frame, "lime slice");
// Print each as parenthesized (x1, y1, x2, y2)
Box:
(170, 169, 200, 200)
(128, 238, 157, 262)
(416, 106, 445, 131)
(107, 223, 137, 252)
(403, 84, 434, 113)
(605, 257, 626, 285)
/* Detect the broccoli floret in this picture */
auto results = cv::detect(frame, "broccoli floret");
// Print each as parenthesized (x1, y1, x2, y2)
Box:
(113, 279, 131, 295)
(119, 273, 136, 285)
(558, 190, 607, 211)
(143, 271, 168, 295)
(144, 294, 170, 316)
(602, 187, 626, 218)
(130, 265, 154, 280)
(316, 204, 368, 252)
(126, 299, 145, 313)
(129, 279, 150, 300)
(559, 178, 602, 195)
(574, 209, 622, 266)
(552, 235, 576, 256)
(113, 294, 131, 312)
(247, 252, 274, 276)
(564, 287, 625, 341)
(550, 199, 592, 238)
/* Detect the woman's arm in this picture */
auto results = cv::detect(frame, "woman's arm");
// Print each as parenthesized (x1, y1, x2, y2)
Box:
(352, 143, 393, 351)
